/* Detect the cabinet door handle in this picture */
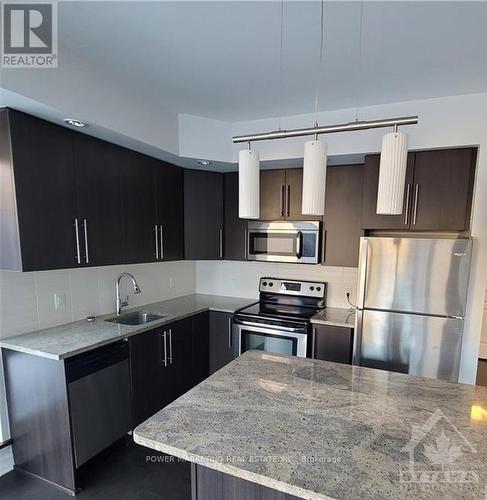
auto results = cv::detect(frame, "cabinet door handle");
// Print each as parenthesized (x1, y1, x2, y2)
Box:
(280, 185, 285, 217)
(154, 225, 159, 259)
(83, 219, 89, 264)
(286, 184, 290, 217)
(228, 317, 232, 348)
(74, 218, 81, 264)
(404, 184, 411, 226)
(244, 229, 247, 260)
(160, 225, 164, 260)
(219, 228, 223, 259)
(161, 331, 168, 367)
(168, 328, 173, 364)
(412, 184, 419, 226)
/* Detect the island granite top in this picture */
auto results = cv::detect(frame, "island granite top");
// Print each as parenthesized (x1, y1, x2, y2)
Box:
(134, 351, 487, 500)
(0, 294, 256, 360)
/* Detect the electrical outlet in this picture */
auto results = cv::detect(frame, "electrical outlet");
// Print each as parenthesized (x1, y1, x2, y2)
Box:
(345, 286, 353, 297)
(54, 292, 66, 310)
(169, 277, 174, 289)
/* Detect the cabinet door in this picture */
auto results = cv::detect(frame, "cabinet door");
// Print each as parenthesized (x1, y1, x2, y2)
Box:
(155, 162, 184, 261)
(224, 172, 247, 261)
(9, 110, 77, 271)
(285, 168, 322, 221)
(411, 148, 476, 231)
(129, 328, 170, 427)
(192, 312, 210, 385)
(121, 152, 158, 264)
(73, 134, 125, 266)
(312, 325, 353, 364)
(184, 170, 224, 260)
(209, 311, 235, 375)
(259, 169, 286, 220)
(361, 154, 415, 230)
(322, 165, 364, 267)
(166, 318, 194, 401)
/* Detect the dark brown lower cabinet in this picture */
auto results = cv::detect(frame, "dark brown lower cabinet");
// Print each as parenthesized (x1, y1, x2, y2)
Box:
(209, 311, 236, 375)
(192, 463, 299, 500)
(311, 324, 354, 364)
(192, 312, 210, 385)
(130, 314, 210, 427)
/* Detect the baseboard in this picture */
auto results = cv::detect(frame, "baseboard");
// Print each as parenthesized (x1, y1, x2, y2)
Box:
(0, 445, 14, 477)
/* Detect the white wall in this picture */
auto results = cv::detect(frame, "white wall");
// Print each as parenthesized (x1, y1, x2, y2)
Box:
(479, 285, 487, 360)
(195, 261, 357, 309)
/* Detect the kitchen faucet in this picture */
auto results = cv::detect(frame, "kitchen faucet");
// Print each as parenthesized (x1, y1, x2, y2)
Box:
(116, 273, 141, 315)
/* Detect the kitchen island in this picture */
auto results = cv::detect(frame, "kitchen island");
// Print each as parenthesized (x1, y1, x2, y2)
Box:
(134, 351, 487, 500)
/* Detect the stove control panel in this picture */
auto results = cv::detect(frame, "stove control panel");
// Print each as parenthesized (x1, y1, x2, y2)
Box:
(259, 277, 326, 298)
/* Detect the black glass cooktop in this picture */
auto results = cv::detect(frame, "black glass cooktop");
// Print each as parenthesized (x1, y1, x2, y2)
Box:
(236, 302, 322, 322)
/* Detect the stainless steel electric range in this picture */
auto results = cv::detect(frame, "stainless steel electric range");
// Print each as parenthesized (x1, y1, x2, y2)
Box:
(234, 277, 327, 358)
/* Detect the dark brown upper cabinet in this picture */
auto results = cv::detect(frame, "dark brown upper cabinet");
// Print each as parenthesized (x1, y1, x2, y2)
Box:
(155, 162, 184, 261)
(410, 148, 476, 231)
(224, 172, 247, 261)
(73, 134, 126, 267)
(259, 168, 321, 221)
(184, 169, 224, 260)
(120, 152, 158, 264)
(361, 148, 476, 232)
(361, 153, 415, 230)
(322, 164, 364, 267)
(0, 109, 78, 271)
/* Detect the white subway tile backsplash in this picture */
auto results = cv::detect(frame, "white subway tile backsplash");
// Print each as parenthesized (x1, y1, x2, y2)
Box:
(0, 261, 197, 340)
(194, 261, 358, 308)
(0, 259, 358, 341)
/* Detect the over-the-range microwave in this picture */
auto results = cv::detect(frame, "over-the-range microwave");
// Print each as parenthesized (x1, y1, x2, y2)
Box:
(246, 221, 321, 264)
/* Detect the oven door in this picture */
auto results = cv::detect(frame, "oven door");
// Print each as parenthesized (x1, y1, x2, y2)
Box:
(234, 320, 308, 358)
(247, 221, 320, 264)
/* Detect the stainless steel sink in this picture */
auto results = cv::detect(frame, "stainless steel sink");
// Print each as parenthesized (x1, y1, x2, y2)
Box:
(105, 311, 166, 326)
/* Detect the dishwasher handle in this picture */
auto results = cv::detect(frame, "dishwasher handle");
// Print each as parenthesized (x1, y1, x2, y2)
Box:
(66, 341, 129, 383)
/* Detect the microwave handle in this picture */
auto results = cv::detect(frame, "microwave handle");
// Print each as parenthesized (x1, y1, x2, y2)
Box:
(296, 231, 303, 259)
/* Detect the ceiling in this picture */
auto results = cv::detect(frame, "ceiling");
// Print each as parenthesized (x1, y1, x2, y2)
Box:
(58, 1, 487, 122)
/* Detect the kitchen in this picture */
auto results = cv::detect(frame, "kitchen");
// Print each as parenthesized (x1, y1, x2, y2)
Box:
(1, 1, 487, 499)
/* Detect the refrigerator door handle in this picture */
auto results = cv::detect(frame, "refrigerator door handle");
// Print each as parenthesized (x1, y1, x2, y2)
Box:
(352, 309, 364, 366)
(357, 238, 368, 309)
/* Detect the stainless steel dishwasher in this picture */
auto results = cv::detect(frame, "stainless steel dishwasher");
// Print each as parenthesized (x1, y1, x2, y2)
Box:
(66, 340, 132, 467)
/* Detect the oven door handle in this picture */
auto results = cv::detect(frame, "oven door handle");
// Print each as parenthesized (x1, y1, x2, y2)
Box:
(296, 231, 303, 260)
(234, 319, 306, 333)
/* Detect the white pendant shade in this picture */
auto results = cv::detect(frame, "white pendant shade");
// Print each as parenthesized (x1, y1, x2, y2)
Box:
(302, 140, 327, 216)
(377, 131, 409, 215)
(239, 149, 260, 219)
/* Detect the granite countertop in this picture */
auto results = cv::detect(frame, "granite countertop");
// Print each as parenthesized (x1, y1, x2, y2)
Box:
(0, 294, 256, 360)
(310, 307, 355, 328)
(134, 351, 487, 500)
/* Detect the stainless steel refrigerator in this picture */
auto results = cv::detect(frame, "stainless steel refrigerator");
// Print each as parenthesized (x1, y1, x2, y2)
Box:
(353, 237, 472, 382)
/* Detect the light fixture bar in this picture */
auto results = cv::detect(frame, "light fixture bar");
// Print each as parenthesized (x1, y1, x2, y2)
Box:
(232, 115, 418, 144)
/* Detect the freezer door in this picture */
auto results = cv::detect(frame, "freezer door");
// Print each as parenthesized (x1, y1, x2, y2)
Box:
(356, 310, 463, 381)
(360, 237, 472, 317)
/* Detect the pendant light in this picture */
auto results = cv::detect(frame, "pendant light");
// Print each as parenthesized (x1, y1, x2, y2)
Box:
(302, 0, 327, 216)
(238, 146, 260, 219)
(376, 126, 409, 214)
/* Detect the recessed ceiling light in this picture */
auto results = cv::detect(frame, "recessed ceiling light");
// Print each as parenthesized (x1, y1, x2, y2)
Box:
(198, 160, 211, 167)
(63, 118, 88, 128)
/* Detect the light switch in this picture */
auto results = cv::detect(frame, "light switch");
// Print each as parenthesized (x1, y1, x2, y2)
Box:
(54, 292, 66, 310)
